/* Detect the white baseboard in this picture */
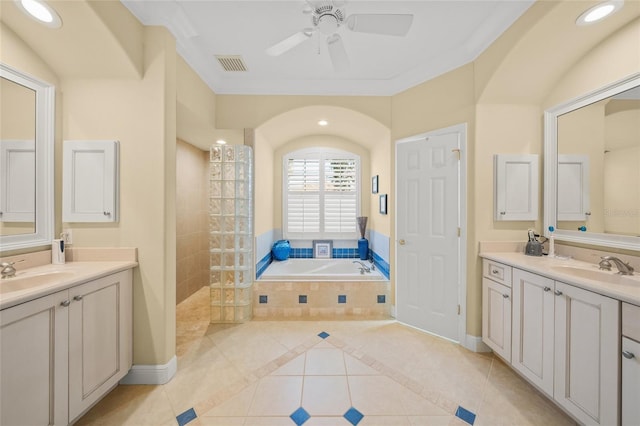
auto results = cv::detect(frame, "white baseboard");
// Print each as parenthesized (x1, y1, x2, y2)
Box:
(390, 305, 397, 318)
(463, 335, 492, 353)
(119, 355, 177, 385)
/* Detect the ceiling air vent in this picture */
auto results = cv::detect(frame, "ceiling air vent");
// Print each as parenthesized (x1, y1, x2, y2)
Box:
(215, 55, 248, 72)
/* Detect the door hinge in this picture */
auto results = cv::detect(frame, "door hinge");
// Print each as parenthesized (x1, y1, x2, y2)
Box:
(457, 227, 461, 237)
(458, 304, 461, 315)
(452, 148, 461, 160)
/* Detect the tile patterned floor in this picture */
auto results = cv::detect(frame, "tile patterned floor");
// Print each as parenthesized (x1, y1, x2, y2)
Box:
(76, 287, 577, 426)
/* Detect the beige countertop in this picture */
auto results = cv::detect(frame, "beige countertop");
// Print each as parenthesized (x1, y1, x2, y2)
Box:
(480, 252, 640, 306)
(0, 261, 138, 310)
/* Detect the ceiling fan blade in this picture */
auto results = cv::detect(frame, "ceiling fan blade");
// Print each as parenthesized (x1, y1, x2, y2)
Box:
(327, 34, 349, 72)
(266, 31, 312, 56)
(346, 14, 414, 36)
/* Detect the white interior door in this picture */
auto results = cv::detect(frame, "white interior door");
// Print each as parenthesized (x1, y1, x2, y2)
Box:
(396, 126, 463, 342)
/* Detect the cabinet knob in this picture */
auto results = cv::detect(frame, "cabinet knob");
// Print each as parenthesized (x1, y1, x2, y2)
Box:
(103, 211, 111, 216)
(622, 351, 635, 360)
(502, 294, 509, 299)
(500, 212, 506, 215)
(544, 287, 551, 292)
(492, 270, 499, 274)
(554, 290, 563, 296)
(73, 295, 83, 301)
(60, 300, 71, 307)
(585, 212, 591, 216)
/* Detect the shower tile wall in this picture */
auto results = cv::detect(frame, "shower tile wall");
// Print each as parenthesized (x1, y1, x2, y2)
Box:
(176, 139, 209, 304)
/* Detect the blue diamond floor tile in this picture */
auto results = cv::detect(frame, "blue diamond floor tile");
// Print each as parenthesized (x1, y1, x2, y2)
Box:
(318, 331, 330, 339)
(344, 407, 364, 425)
(176, 408, 197, 426)
(290, 407, 311, 425)
(455, 405, 476, 425)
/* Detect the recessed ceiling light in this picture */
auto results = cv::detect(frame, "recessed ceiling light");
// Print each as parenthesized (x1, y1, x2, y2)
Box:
(216, 139, 227, 145)
(14, 0, 62, 28)
(318, 120, 328, 126)
(576, 0, 623, 25)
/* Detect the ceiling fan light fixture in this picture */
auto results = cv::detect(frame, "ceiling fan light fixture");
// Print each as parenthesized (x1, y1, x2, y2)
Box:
(576, 0, 623, 25)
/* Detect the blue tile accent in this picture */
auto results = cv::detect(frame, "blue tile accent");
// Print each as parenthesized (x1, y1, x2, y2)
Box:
(455, 406, 476, 425)
(332, 248, 360, 259)
(344, 407, 364, 425)
(370, 250, 390, 279)
(338, 295, 347, 304)
(256, 252, 273, 279)
(259, 295, 268, 304)
(377, 295, 386, 304)
(299, 295, 307, 304)
(290, 248, 313, 259)
(318, 331, 330, 339)
(290, 407, 311, 425)
(176, 408, 197, 426)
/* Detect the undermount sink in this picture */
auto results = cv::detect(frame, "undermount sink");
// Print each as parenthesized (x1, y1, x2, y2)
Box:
(550, 265, 637, 285)
(0, 271, 76, 294)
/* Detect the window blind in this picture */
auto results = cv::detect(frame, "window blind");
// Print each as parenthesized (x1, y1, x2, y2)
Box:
(284, 150, 359, 239)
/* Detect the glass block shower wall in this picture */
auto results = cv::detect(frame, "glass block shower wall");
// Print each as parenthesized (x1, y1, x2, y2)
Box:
(209, 145, 253, 323)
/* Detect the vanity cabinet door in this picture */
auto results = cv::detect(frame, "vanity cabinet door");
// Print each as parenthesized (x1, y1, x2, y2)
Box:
(0, 290, 69, 426)
(554, 281, 619, 426)
(68, 270, 132, 422)
(482, 277, 512, 361)
(511, 269, 554, 396)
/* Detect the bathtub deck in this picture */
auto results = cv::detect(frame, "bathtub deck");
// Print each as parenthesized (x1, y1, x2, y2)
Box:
(252, 280, 391, 320)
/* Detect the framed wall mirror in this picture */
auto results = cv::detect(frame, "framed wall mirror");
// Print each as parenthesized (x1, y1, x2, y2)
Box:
(0, 63, 54, 252)
(544, 73, 640, 251)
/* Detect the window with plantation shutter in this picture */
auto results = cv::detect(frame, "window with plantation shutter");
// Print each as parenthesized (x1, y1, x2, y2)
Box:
(284, 148, 360, 239)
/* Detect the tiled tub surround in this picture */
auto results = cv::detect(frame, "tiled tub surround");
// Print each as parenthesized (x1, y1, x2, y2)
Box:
(255, 258, 390, 320)
(255, 229, 391, 279)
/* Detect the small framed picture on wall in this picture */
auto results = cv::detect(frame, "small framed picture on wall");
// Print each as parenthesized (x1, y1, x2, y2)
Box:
(372, 175, 379, 194)
(379, 194, 387, 215)
(313, 240, 333, 258)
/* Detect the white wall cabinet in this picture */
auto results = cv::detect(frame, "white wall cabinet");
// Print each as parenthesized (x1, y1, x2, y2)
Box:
(494, 154, 539, 221)
(481, 259, 621, 426)
(554, 281, 619, 426)
(557, 154, 590, 221)
(511, 269, 555, 396)
(63, 140, 119, 223)
(482, 267, 512, 361)
(0, 140, 35, 222)
(0, 270, 132, 425)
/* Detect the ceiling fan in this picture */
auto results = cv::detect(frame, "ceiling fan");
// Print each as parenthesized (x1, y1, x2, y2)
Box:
(265, 0, 413, 72)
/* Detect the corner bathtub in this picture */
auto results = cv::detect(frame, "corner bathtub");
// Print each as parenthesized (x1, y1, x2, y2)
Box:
(259, 258, 386, 281)
(254, 258, 390, 320)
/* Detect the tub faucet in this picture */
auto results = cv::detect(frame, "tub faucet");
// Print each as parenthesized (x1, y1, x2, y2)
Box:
(599, 256, 634, 275)
(352, 261, 370, 273)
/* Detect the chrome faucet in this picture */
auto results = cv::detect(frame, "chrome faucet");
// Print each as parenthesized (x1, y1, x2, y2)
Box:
(599, 256, 634, 275)
(1, 261, 18, 279)
(352, 260, 371, 273)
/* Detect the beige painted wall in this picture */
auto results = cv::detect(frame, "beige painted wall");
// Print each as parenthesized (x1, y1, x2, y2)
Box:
(177, 56, 217, 149)
(176, 139, 209, 304)
(60, 27, 178, 365)
(254, 129, 275, 236)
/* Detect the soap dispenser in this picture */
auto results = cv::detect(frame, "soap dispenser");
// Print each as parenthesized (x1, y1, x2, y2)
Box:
(52, 238, 65, 264)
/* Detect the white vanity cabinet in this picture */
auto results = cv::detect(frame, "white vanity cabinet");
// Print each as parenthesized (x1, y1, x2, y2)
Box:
(68, 270, 133, 422)
(0, 290, 69, 426)
(622, 303, 640, 426)
(0, 269, 133, 425)
(511, 269, 555, 396)
(553, 281, 619, 426)
(481, 258, 621, 426)
(482, 260, 512, 361)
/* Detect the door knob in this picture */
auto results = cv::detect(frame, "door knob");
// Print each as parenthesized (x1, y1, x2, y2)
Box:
(398, 239, 406, 245)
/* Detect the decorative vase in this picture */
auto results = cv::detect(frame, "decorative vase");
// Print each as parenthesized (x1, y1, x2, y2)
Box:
(357, 216, 368, 260)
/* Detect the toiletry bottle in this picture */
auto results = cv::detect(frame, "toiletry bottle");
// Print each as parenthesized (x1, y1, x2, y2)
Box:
(548, 226, 555, 257)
